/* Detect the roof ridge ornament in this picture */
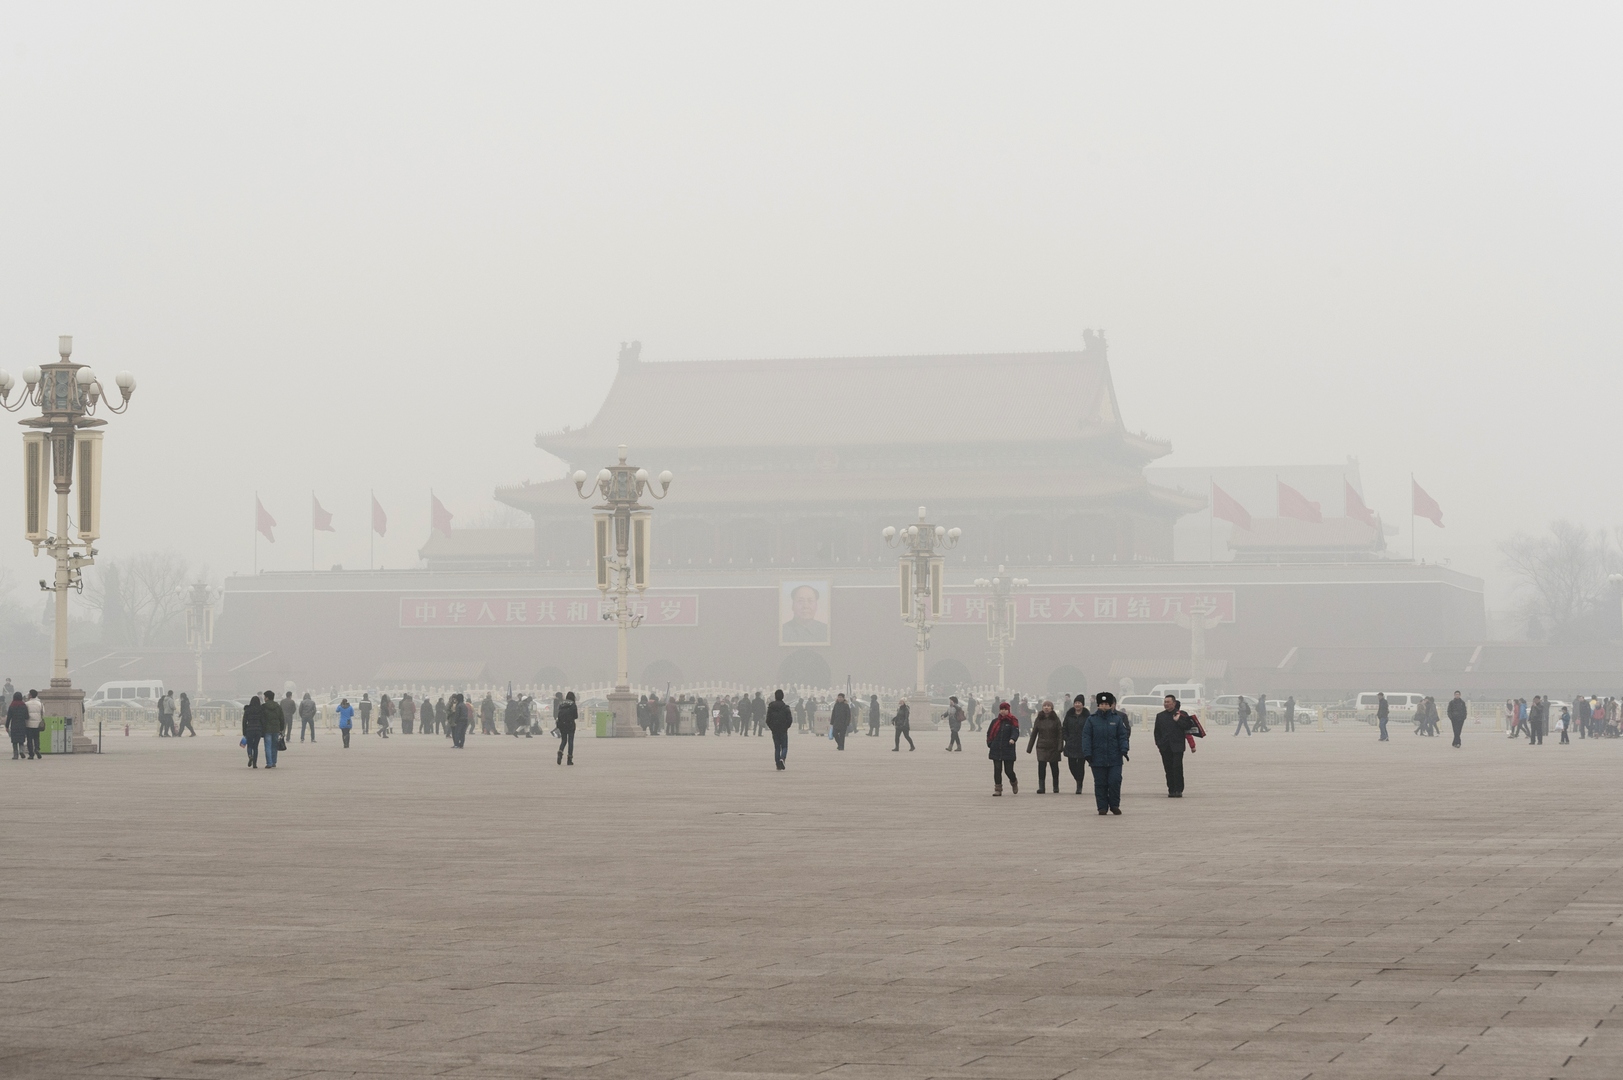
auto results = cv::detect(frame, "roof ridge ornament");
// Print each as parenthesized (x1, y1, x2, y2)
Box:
(617, 340, 642, 367)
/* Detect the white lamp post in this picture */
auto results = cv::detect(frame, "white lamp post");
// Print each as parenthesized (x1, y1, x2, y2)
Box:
(175, 582, 220, 699)
(1, 336, 136, 750)
(573, 444, 671, 736)
(883, 506, 960, 695)
(972, 565, 1027, 696)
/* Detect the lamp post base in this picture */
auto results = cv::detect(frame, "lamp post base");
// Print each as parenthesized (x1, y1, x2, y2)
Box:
(606, 690, 646, 738)
(39, 685, 94, 753)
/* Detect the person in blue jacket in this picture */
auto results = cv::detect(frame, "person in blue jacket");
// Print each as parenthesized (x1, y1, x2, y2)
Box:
(1079, 691, 1130, 815)
(337, 698, 354, 749)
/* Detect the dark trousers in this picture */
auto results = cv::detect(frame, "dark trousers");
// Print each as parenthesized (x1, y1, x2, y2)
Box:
(452, 725, 467, 748)
(26, 729, 41, 757)
(1068, 757, 1087, 792)
(245, 738, 258, 766)
(341, 728, 351, 748)
(1160, 748, 1184, 794)
(1036, 759, 1058, 791)
(894, 727, 914, 750)
(300, 718, 315, 741)
(1559, 726, 1569, 744)
(947, 729, 961, 751)
(176, 717, 196, 736)
(992, 759, 1016, 789)
(1451, 717, 1464, 747)
(402, 718, 413, 734)
(1378, 716, 1388, 740)
(361, 715, 370, 734)
(1091, 763, 1123, 811)
(10, 733, 25, 758)
(772, 729, 789, 767)
(1284, 715, 1294, 731)
(558, 726, 575, 761)
(833, 726, 847, 750)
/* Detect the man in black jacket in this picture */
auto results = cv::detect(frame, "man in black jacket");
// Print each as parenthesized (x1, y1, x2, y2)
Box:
(829, 693, 851, 750)
(1061, 695, 1089, 794)
(1153, 695, 1197, 797)
(766, 689, 793, 769)
(1446, 691, 1468, 748)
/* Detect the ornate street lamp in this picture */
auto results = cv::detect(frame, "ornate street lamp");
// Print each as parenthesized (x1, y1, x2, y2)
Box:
(883, 506, 960, 695)
(573, 444, 671, 737)
(174, 581, 221, 700)
(1, 336, 136, 750)
(972, 565, 1027, 696)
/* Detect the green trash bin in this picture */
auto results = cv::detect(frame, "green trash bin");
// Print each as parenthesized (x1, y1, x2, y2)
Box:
(594, 709, 612, 738)
(39, 716, 67, 754)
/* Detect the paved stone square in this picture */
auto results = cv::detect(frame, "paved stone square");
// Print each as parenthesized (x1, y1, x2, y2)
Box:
(3, 720, 1622, 1079)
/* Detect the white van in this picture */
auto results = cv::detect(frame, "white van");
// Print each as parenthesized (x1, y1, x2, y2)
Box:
(1355, 691, 1424, 713)
(90, 680, 166, 707)
(1151, 683, 1207, 708)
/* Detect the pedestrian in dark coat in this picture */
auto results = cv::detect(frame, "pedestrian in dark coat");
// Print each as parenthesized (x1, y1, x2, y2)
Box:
(868, 695, 881, 736)
(766, 689, 793, 769)
(1061, 695, 1089, 794)
(945, 696, 965, 751)
(7, 692, 30, 759)
(555, 691, 578, 764)
(260, 689, 284, 768)
(241, 695, 264, 768)
(1026, 700, 1063, 793)
(891, 699, 914, 751)
(987, 701, 1019, 795)
(1233, 695, 1252, 736)
(829, 693, 852, 750)
(1153, 695, 1198, 797)
(1079, 692, 1130, 815)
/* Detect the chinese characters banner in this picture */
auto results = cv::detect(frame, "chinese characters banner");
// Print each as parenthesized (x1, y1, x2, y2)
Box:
(400, 594, 699, 629)
(937, 590, 1235, 625)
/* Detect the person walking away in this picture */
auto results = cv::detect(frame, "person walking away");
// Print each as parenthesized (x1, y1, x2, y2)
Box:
(1283, 695, 1296, 732)
(377, 694, 393, 738)
(23, 690, 44, 758)
(665, 696, 680, 736)
(1080, 692, 1130, 815)
(1154, 695, 1198, 797)
(6, 692, 28, 759)
(892, 698, 914, 751)
(1026, 700, 1063, 793)
(479, 692, 495, 735)
(987, 701, 1019, 795)
(359, 693, 372, 736)
(966, 693, 981, 732)
(400, 693, 415, 735)
(241, 695, 263, 767)
(1254, 694, 1269, 732)
(1376, 692, 1389, 741)
(1558, 704, 1570, 744)
(945, 696, 964, 751)
(1234, 695, 1252, 736)
(337, 698, 354, 748)
(556, 690, 578, 764)
(694, 695, 708, 736)
(176, 692, 196, 736)
(1062, 695, 1089, 794)
(451, 694, 471, 748)
(298, 692, 318, 742)
(1446, 691, 1467, 747)
(830, 693, 851, 750)
(156, 690, 175, 737)
(260, 688, 283, 768)
(1530, 695, 1546, 745)
(766, 689, 793, 769)
(280, 692, 296, 740)
(868, 694, 881, 736)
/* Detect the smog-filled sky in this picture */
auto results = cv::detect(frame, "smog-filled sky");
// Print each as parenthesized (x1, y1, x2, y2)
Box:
(1, 3, 1618, 608)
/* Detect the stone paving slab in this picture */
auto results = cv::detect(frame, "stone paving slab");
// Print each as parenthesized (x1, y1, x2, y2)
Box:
(1, 723, 1621, 1078)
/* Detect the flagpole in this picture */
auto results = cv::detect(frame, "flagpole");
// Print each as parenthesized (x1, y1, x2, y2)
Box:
(1410, 473, 1416, 562)
(370, 490, 374, 572)
(254, 493, 259, 576)
(311, 490, 316, 572)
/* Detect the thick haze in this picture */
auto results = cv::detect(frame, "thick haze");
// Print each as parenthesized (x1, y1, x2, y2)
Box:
(1, 4, 1618, 609)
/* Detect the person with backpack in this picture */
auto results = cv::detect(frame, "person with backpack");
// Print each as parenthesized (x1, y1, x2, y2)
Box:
(1080, 691, 1130, 815)
(987, 701, 1020, 796)
(337, 698, 354, 748)
(1233, 694, 1251, 736)
(555, 691, 578, 765)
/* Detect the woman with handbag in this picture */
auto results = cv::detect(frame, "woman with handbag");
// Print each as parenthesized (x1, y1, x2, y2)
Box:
(241, 695, 264, 768)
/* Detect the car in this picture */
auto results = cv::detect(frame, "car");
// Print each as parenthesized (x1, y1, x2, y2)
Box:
(1354, 691, 1426, 713)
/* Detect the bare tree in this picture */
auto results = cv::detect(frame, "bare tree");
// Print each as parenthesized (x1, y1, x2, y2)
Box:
(83, 552, 197, 648)
(1501, 521, 1614, 642)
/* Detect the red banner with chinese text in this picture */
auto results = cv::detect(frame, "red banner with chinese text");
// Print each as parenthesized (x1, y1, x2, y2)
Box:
(400, 594, 699, 628)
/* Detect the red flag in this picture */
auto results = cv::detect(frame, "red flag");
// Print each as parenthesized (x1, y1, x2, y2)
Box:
(431, 493, 454, 536)
(1412, 479, 1443, 527)
(256, 496, 277, 543)
(1345, 482, 1377, 528)
(312, 495, 335, 533)
(1211, 483, 1252, 531)
(1277, 480, 1322, 523)
(372, 493, 388, 537)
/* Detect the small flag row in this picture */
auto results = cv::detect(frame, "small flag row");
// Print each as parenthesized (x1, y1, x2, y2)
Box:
(1209, 478, 1444, 531)
(253, 493, 455, 544)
